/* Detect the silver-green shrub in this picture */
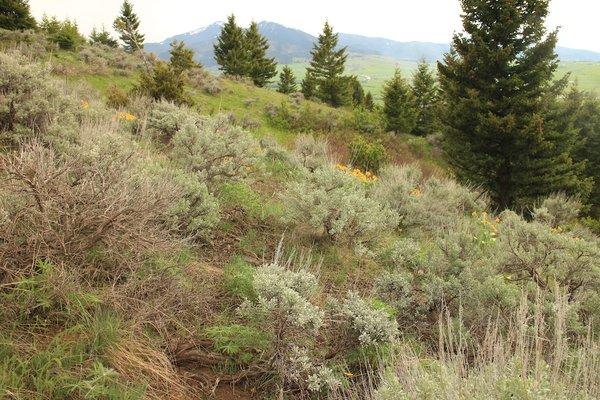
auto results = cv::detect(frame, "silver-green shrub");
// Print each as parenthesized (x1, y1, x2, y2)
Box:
(79, 43, 145, 75)
(0, 53, 82, 148)
(240, 261, 323, 333)
(282, 166, 399, 246)
(373, 164, 487, 232)
(154, 166, 220, 241)
(341, 292, 398, 346)
(498, 211, 600, 300)
(532, 193, 582, 228)
(171, 114, 260, 188)
(145, 100, 199, 142)
(292, 134, 330, 172)
(286, 346, 340, 393)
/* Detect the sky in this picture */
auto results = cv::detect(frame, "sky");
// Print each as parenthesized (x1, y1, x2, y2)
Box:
(28, 0, 600, 52)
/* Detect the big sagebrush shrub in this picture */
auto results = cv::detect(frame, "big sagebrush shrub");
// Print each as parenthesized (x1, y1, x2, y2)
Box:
(373, 164, 487, 232)
(145, 100, 199, 143)
(171, 114, 260, 188)
(0, 53, 82, 148)
(282, 166, 399, 246)
(237, 257, 339, 394)
(292, 134, 330, 172)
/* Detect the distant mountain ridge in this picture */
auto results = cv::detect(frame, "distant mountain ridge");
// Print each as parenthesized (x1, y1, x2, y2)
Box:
(145, 21, 600, 67)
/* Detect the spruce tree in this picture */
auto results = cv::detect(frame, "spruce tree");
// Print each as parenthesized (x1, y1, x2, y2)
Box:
(438, 0, 586, 210)
(364, 92, 375, 111)
(113, 0, 145, 53)
(0, 0, 36, 30)
(301, 71, 317, 100)
(349, 76, 365, 107)
(245, 21, 277, 87)
(277, 66, 297, 94)
(214, 14, 247, 77)
(169, 40, 199, 73)
(568, 87, 600, 217)
(382, 69, 417, 134)
(306, 22, 349, 107)
(411, 60, 439, 136)
(90, 26, 118, 48)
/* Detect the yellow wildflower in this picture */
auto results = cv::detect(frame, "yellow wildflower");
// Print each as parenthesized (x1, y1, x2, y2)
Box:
(81, 100, 90, 110)
(115, 111, 137, 122)
(410, 187, 422, 197)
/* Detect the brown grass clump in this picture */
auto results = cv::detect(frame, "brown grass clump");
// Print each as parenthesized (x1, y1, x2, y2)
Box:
(107, 335, 196, 400)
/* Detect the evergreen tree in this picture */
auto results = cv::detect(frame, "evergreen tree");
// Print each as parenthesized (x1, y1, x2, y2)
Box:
(349, 76, 365, 107)
(568, 86, 600, 217)
(411, 60, 439, 136)
(138, 61, 189, 105)
(364, 92, 375, 111)
(169, 40, 199, 73)
(244, 21, 277, 87)
(113, 0, 145, 53)
(306, 22, 349, 107)
(277, 66, 297, 94)
(90, 26, 118, 48)
(301, 70, 317, 100)
(438, 0, 586, 210)
(213, 14, 247, 76)
(382, 69, 417, 133)
(0, 0, 36, 30)
(40, 16, 84, 50)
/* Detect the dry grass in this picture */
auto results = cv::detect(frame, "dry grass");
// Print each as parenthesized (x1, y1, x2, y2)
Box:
(330, 289, 600, 399)
(106, 335, 195, 400)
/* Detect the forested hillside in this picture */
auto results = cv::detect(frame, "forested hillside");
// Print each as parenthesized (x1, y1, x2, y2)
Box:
(1, 1, 600, 399)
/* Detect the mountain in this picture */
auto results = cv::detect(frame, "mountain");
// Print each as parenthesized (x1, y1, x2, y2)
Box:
(145, 21, 600, 66)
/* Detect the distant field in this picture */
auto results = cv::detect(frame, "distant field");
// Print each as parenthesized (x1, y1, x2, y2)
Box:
(283, 55, 600, 101)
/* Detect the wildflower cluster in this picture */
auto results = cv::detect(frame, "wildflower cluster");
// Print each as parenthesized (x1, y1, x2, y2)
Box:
(335, 163, 378, 183)
(473, 211, 500, 245)
(114, 111, 137, 122)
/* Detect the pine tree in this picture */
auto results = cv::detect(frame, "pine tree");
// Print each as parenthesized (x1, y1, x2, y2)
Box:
(438, 0, 586, 210)
(349, 76, 365, 107)
(0, 0, 36, 30)
(213, 14, 247, 77)
(277, 66, 297, 94)
(169, 40, 199, 73)
(113, 0, 145, 53)
(382, 69, 416, 134)
(301, 70, 317, 100)
(90, 26, 118, 48)
(306, 22, 349, 107)
(364, 92, 375, 111)
(40, 16, 84, 50)
(244, 21, 277, 87)
(568, 86, 600, 217)
(411, 60, 439, 136)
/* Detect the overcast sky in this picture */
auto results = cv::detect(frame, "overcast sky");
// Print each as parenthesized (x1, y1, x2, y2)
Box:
(28, 0, 600, 52)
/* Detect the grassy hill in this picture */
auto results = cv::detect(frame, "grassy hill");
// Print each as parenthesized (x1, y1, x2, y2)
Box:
(1, 30, 600, 400)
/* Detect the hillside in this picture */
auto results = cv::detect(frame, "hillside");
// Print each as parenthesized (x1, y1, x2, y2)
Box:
(1, 25, 600, 400)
